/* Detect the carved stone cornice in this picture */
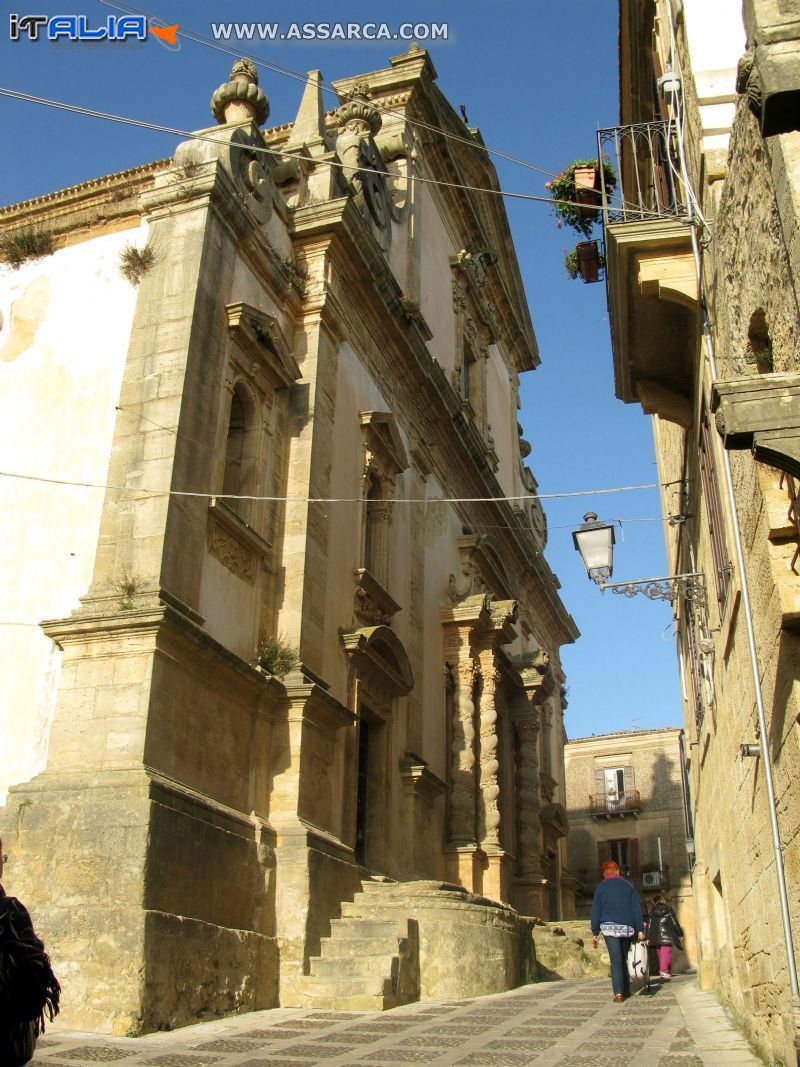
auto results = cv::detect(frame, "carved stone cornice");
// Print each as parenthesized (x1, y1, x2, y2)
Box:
(225, 302, 300, 389)
(713, 373, 800, 479)
(399, 753, 447, 804)
(448, 533, 517, 604)
(452, 249, 501, 343)
(539, 802, 569, 839)
(359, 410, 410, 480)
(341, 624, 414, 697)
(353, 567, 401, 626)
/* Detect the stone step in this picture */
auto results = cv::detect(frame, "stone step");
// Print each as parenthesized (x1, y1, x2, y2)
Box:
(329, 917, 405, 939)
(310, 952, 399, 978)
(297, 973, 395, 998)
(300, 992, 396, 1011)
(318, 935, 399, 958)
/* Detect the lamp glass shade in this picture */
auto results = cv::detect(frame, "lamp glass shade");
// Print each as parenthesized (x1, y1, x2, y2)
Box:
(572, 516, 615, 582)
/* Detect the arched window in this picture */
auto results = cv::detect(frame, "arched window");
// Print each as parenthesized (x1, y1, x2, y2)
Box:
(222, 384, 257, 521)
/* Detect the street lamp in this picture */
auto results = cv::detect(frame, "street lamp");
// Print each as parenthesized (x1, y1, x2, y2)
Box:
(571, 513, 615, 584)
(572, 512, 705, 605)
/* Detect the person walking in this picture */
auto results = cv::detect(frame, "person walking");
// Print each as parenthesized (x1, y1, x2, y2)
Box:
(648, 896, 684, 979)
(0, 838, 60, 1066)
(591, 859, 646, 1001)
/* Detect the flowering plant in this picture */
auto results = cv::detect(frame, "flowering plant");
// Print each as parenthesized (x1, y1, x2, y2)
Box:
(546, 157, 617, 238)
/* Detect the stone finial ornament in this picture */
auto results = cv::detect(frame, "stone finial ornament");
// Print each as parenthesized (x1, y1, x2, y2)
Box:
(335, 81, 382, 137)
(211, 59, 270, 126)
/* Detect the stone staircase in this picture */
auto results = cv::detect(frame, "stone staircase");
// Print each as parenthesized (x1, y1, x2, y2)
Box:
(295, 876, 535, 1009)
(295, 879, 420, 1010)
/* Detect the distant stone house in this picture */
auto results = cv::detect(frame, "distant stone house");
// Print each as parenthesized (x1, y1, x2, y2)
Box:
(0, 51, 577, 1033)
(564, 727, 696, 966)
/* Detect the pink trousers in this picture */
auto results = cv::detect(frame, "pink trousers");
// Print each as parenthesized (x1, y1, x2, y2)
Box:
(656, 945, 672, 973)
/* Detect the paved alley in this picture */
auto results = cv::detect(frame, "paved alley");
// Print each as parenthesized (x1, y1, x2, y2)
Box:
(30, 975, 763, 1066)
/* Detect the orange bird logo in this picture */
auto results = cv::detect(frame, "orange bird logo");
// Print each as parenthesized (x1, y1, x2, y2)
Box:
(149, 23, 179, 45)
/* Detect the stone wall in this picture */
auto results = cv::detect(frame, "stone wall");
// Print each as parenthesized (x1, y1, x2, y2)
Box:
(679, 97, 800, 1066)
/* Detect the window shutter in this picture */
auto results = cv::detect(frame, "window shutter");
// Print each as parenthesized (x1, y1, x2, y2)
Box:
(628, 837, 640, 877)
(623, 766, 635, 793)
(594, 769, 605, 800)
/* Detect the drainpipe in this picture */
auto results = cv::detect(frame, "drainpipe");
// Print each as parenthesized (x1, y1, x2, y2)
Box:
(665, 1, 800, 1048)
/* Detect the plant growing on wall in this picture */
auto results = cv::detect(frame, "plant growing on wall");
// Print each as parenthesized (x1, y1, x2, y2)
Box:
(119, 243, 157, 286)
(0, 227, 55, 269)
(546, 158, 617, 239)
(254, 635, 299, 677)
(112, 568, 143, 610)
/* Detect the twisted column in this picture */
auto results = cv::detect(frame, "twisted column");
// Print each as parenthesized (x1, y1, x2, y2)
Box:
(448, 654, 478, 844)
(476, 649, 501, 847)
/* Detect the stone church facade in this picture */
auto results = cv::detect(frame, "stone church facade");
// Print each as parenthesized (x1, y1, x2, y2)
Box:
(603, 2, 800, 1062)
(0, 52, 577, 1033)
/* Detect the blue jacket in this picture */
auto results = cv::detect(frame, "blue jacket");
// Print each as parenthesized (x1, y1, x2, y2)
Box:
(590, 876, 645, 936)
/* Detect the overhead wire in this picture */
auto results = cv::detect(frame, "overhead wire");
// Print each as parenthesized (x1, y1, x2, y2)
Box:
(0, 467, 671, 505)
(0, 86, 670, 221)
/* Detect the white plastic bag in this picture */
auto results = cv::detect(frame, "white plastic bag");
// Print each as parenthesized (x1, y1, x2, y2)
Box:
(627, 939, 649, 982)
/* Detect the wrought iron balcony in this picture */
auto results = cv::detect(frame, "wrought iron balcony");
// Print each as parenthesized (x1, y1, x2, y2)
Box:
(597, 120, 687, 224)
(589, 790, 642, 818)
(596, 119, 698, 424)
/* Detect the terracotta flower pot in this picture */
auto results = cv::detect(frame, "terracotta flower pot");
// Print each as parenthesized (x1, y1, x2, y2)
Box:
(574, 166, 601, 219)
(577, 240, 600, 283)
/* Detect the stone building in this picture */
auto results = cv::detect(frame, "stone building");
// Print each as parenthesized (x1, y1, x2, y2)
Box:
(0, 52, 578, 1034)
(598, 1, 800, 1061)
(563, 727, 696, 967)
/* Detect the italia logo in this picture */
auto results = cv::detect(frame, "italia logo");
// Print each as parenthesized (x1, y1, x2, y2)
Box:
(9, 14, 180, 49)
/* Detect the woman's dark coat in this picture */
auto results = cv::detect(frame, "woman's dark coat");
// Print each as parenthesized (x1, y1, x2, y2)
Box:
(648, 902, 684, 947)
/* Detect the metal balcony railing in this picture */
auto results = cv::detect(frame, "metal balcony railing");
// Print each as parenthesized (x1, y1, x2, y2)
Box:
(597, 121, 688, 224)
(589, 790, 642, 815)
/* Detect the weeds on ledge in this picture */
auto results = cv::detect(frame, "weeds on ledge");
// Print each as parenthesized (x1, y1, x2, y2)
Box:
(0, 227, 55, 269)
(253, 635, 299, 677)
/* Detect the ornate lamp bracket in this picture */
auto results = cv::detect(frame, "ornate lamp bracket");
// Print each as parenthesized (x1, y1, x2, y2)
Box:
(599, 572, 705, 606)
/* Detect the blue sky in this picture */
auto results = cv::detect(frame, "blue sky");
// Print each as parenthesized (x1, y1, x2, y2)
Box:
(0, 1, 683, 738)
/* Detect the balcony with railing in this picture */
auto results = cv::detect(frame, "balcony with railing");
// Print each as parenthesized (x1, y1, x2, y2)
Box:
(589, 790, 642, 819)
(597, 120, 699, 429)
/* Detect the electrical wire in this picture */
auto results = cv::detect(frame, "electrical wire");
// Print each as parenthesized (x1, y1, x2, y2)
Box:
(0, 85, 669, 222)
(0, 467, 667, 505)
(0, 86, 594, 211)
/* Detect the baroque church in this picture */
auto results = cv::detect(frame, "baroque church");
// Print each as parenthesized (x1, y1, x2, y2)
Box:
(0, 50, 577, 1032)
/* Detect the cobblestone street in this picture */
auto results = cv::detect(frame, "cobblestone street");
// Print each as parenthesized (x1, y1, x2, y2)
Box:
(30, 976, 763, 1067)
